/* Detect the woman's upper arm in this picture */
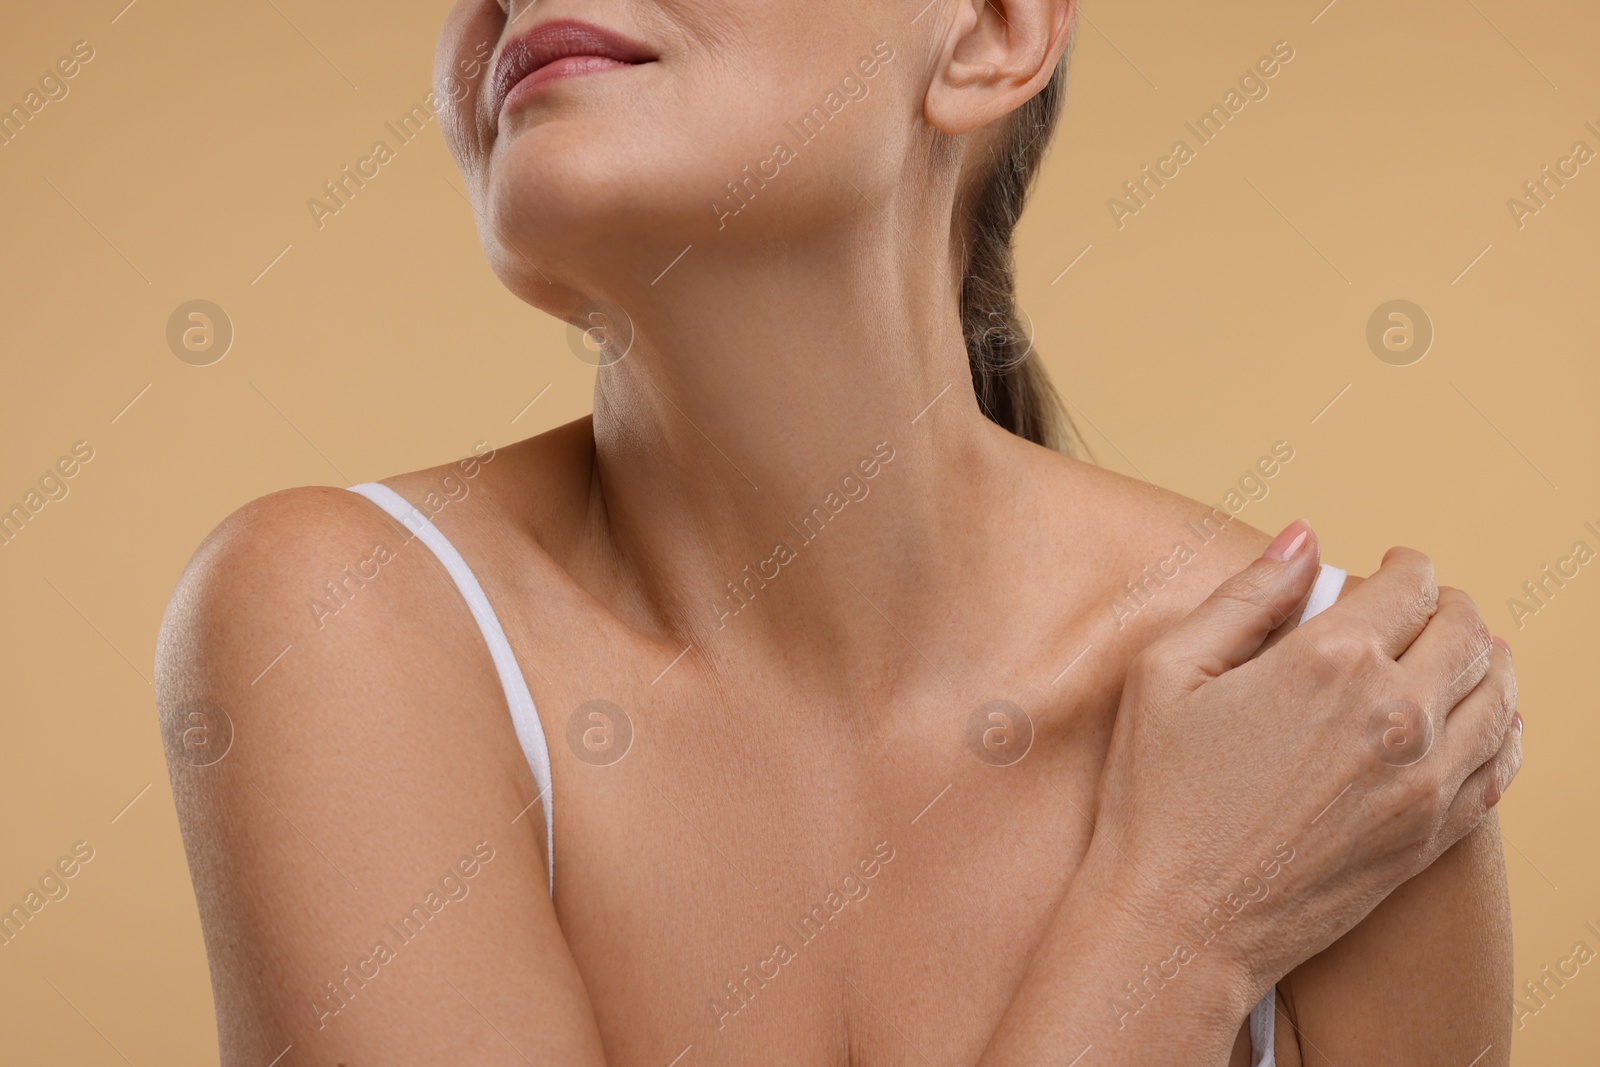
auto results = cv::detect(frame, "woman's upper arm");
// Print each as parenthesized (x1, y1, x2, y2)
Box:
(1277, 816, 1512, 1064)
(156, 488, 608, 1066)
(1275, 571, 1514, 1065)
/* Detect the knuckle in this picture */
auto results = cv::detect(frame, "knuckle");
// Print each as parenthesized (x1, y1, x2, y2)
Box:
(1391, 685, 1431, 721)
(1432, 596, 1493, 675)
(1395, 771, 1459, 838)
(1396, 767, 1449, 824)
(1436, 588, 1485, 629)
(1387, 545, 1437, 592)
(1410, 580, 1441, 625)
(1385, 544, 1424, 567)
(1448, 601, 1492, 648)
(1495, 672, 1517, 719)
(1499, 663, 1520, 717)
(1487, 751, 1518, 810)
(1467, 618, 1494, 656)
(1506, 737, 1525, 787)
(1219, 564, 1272, 600)
(1469, 664, 1518, 737)
(1127, 643, 1166, 683)
(1318, 625, 1374, 675)
(1210, 570, 1275, 617)
(1472, 715, 1507, 769)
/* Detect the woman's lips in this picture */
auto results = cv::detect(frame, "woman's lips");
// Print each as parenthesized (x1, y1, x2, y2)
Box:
(491, 19, 655, 119)
(501, 54, 631, 110)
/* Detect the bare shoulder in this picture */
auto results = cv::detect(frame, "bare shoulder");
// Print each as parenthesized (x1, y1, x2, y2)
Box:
(1045, 453, 1513, 1061)
(155, 416, 593, 701)
(157, 483, 413, 679)
(153, 449, 594, 1061)
(155, 479, 498, 719)
(1019, 442, 1301, 638)
(377, 417, 598, 562)
(150, 424, 585, 807)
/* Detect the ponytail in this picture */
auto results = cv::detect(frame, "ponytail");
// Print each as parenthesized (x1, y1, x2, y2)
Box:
(958, 53, 1075, 454)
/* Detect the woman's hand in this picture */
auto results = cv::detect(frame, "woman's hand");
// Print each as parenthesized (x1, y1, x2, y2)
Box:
(976, 521, 1522, 1065)
(1088, 520, 1522, 1004)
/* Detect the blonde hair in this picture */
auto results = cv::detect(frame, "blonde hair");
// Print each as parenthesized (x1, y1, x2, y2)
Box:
(957, 51, 1074, 453)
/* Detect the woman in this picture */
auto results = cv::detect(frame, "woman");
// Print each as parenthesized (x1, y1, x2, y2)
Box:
(156, 1, 1523, 1063)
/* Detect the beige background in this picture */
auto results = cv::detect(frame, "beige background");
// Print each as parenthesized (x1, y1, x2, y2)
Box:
(1, 0, 1595, 1061)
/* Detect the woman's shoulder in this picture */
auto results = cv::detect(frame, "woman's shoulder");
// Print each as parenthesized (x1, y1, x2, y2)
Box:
(1032, 446, 1281, 592)
(152, 464, 571, 1061)
(372, 416, 597, 553)
(161, 416, 592, 631)
(152, 422, 587, 726)
(156, 481, 413, 674)
(1019, 443, 1373, 666)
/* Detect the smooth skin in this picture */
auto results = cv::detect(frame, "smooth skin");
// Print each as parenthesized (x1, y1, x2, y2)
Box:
(155, 0, 1523, 1064)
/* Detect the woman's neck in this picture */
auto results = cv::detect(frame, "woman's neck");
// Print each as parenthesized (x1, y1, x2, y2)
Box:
(576, 213, 1030, 676)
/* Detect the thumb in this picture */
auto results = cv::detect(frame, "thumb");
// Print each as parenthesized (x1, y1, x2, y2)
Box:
(1166, 520, 1322, 683)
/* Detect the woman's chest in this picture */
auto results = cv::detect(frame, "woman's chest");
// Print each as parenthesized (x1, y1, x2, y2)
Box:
(478, 547, 1262, 1063)
(539, 681, 1119, 1065)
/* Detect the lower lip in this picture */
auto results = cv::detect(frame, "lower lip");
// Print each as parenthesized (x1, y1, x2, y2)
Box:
(499, 55, 644, 116)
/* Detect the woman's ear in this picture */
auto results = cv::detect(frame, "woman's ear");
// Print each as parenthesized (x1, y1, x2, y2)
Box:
(925, 0, 1075, 136)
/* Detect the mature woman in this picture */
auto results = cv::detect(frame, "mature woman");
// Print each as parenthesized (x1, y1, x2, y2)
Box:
(157, 1, 1523, 1063)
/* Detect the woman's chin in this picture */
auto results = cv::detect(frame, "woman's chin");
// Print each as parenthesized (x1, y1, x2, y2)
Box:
(483, 163, 704, 283)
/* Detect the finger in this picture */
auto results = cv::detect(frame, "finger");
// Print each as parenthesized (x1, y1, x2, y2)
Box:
(1440, 712, 1523, 846)
(1395, 587, 1495, 718)
(1159, 519, 1322, 682)
(1438, 638, 1518, 779)
(1315, 545, 1438, 660)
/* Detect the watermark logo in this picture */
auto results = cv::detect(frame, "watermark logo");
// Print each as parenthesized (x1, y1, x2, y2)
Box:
(965, 700, 1034, 767)
(566, 299, 633, 367)
(166, 300, 233, 366)
(164, 698, 235, 768)
(708, 840, 895, 1030)
(1366, 697, 1433, 767)
(1365, 299, 1432, 366)
(711, 440, 896, 631)
(308, 840, 496, 1029)
(0, 40, 96, 150)
(566, 700, 634, 766)
(1507, 522, 1599, 630)
(1514, 920, 1600, 1030)
(710, 42, 897, 230)
(0, 840, 96, 951)
(975, 306, 1036, 365)
(1506, 122, 1599, 230)
(305, 41, 492, 231)
(1110, 841, 1295, 1030)
(0, 440, 95, 549)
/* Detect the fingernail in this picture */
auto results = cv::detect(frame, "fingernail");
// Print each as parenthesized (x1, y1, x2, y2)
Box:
(1493, 635, 1512, 658)
(1263, 519, 1311, 562)
(1512, 711, 1523, 735)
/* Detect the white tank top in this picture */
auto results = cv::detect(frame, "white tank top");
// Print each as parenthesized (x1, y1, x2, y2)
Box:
(347, 480, 1347, 1066)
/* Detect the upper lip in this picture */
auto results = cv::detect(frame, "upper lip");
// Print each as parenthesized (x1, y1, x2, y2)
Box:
(490, 18, 655, 118)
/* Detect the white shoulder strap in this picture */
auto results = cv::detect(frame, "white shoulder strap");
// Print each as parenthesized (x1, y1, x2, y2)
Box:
(1252, 561, 1348, 1065)
(1299, 563, 1348, 625)
(345, 482, 554, 896)
(1249, 991, 1277, 1066)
